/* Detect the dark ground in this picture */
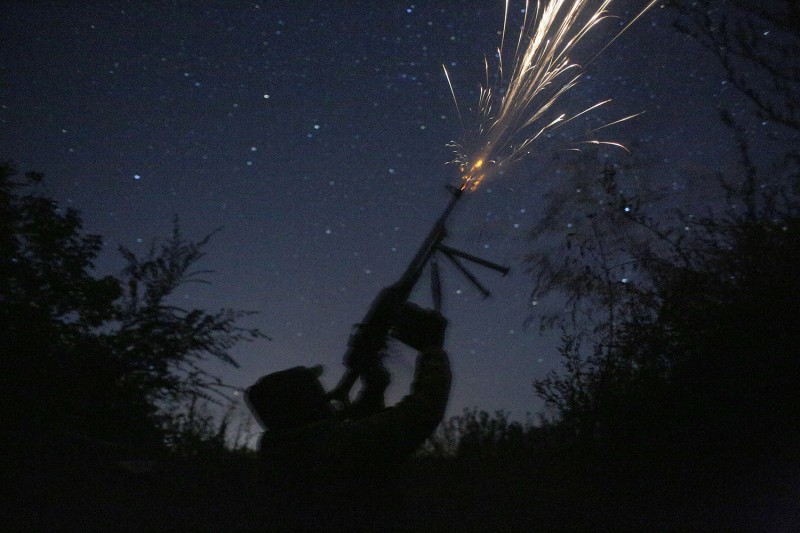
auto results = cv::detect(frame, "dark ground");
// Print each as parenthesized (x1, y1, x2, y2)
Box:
(6, 447, 799, 531)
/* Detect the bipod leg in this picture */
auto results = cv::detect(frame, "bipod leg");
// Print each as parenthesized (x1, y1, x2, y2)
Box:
(437, 244, 510, 276)
(441, 250, 491, 298)
(430, 253, 442, 312)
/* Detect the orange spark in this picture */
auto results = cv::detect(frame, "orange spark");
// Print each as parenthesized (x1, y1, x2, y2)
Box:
(445, 0, 658, 191)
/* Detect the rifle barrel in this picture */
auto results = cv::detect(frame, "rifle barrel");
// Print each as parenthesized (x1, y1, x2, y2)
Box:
(397, 186, 463, 290)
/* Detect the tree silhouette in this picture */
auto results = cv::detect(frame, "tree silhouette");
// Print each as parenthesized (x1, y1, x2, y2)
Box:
(114, 221, 266, 410)
(529, 161, 800, 463)
(1, 162, 267, 455)
(669, 0, 800, 131)
(526, 1, 800, 463)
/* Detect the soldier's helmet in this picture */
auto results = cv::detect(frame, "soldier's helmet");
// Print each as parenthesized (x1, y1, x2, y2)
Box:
(245, 365, 332, 432)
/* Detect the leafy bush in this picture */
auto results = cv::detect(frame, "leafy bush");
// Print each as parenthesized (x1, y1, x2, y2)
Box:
(0, 162, 267, 456)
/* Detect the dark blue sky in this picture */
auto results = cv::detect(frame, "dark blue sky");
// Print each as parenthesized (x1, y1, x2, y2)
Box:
(1, 1, 762, 421)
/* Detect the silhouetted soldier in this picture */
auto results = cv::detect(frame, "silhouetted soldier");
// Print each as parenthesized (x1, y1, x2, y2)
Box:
(245, 303, 451, 481)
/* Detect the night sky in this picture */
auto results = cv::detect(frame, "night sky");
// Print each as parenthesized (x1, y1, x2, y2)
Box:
(1, 1, 760, 421)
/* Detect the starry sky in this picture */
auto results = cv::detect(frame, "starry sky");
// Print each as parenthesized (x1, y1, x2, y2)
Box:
(0, 1, 762, 420)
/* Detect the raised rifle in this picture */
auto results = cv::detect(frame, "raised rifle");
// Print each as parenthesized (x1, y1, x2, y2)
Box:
(327, 184, 509, 405)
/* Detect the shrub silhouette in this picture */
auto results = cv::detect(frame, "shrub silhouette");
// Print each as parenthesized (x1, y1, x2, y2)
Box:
(0, 162, 267, 457)
(527, 0, 800, 468)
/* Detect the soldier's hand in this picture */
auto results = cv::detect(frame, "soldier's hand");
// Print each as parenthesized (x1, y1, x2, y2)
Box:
(391, 302, 447, 351)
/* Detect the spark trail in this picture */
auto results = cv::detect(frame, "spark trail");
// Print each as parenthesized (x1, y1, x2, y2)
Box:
(447, 0, 658, 192)
(329, 1, 656, 402)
